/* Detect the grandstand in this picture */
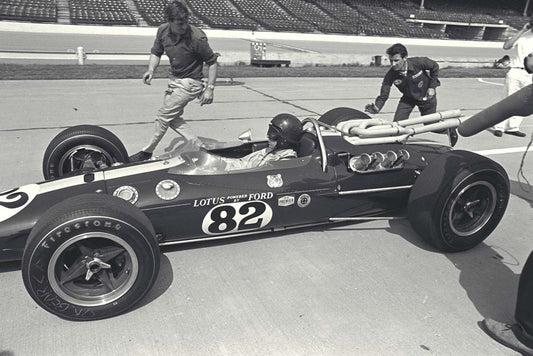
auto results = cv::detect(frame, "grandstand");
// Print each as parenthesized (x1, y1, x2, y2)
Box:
(0, 0, 531, 40)
(0, 0, 57, 23)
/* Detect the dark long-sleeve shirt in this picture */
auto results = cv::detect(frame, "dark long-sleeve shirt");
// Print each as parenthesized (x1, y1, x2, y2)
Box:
(375, 57, 440, 110)
(151, 23, 218, 80)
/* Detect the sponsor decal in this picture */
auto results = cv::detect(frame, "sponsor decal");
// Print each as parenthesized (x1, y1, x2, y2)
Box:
(0, 184, 39, 223)
(267, 174, 283, 188)
(278, 195, 295, 207)
(193, 192, 273, 208)
(113, 186, 138, 204)
(156, 179, 180, 201)
(297, 194, 311, 208)
(393, 79, 402, 86)
(418, 81, 424, 88)
(201, 201, 273, 235)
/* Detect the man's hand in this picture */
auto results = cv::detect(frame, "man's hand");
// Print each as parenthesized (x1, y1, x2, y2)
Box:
(143, 70, 154, 85)
(365, 103, 380, 114)
(199, 87, 214, 106)
(427, 87, 436, 99)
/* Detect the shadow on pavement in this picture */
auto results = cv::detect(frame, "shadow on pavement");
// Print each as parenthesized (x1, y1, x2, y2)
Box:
(135, 254, 173, 310)
(0, 260, 20, 273)
(510, 179, 533, 208)
(445, 243, 520, 322)
(388, 219, 521, 323)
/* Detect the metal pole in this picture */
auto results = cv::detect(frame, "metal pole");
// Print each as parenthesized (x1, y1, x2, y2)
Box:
(76, 46, 86, 65)
(524, 0, 531, 17)
(420, 0, 425, 10)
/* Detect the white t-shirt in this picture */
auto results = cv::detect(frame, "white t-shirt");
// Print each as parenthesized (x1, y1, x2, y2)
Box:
(509, 30, 533, 68)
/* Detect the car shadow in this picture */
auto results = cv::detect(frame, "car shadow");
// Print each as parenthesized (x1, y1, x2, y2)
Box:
(387, 219, 520, 323)
(510, 178, 533, 208)
(0, 260, 21, 273)
(131, 254, 173, 311)
(445, 243, 520, 322)
(0, 255, 174, 315)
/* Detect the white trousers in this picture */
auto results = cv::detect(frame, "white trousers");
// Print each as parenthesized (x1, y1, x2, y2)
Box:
(494, 68, 533, 132)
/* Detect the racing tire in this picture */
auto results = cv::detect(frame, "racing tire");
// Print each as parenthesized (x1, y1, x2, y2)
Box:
(43, 125, 128, 180)
(407, 150, 509, 252)
(318, 107, 370, 126)
(21, 194, 160, 321)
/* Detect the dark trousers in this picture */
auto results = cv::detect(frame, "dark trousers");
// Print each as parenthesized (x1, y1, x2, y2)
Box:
(515, 250, 533, 347)
(393, 96, 437, 122)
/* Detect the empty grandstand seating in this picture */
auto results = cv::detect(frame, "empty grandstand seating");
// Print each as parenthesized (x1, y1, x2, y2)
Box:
(228, 0, 316, 32)
(134, 0, 204, 27)
(346, 0, 444, 38)
(272, 0, 351, 34)
(1, 0, 529, 41)
(69, 0, 136, 25)
(0, 0, 57, 23)
(184, 0, 257, 30)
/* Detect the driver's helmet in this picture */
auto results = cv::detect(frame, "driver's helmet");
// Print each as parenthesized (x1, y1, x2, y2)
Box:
(268, 113, 303, 149)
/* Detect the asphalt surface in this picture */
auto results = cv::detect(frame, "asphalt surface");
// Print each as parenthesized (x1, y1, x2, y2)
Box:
(0, 77, 532, 356)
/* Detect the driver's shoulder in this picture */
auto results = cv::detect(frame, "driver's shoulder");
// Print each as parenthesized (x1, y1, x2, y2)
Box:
(273, 148, 297, 159)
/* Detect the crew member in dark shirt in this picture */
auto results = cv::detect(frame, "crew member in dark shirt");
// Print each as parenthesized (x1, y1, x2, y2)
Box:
(365, 43, 457, 145)
(129, 0, 218, 162)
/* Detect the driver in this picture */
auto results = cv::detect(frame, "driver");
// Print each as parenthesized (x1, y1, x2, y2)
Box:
(224, 113, 303, 170)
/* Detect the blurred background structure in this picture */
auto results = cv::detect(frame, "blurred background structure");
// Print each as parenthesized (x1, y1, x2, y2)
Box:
(1, 0, 532, 41)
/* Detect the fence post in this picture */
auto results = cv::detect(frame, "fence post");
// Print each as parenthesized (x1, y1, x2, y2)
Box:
(76, 46, 86, 65)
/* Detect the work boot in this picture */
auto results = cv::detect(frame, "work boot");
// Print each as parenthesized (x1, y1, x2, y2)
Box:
(449, 128, 458, 147)
(482, 318, 533, 356)
(128, 151, 152, 162)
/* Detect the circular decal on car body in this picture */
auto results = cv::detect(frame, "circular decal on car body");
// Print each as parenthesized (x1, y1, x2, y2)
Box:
(0, 184, 39, 223)
(156, 179, 180, 201)
(297, 194, 311, 208)
(113, 185, 139, 204)
(202, 201, 273, 235)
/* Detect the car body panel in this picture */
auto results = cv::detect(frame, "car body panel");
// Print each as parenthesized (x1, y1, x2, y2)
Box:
(0, 131, 452, 262)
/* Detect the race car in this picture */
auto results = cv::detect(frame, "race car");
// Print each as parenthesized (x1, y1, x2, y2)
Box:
(0, 107, 509, 321)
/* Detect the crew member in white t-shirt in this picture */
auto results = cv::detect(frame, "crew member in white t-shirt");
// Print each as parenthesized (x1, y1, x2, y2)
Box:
(493, 17, 533, 137)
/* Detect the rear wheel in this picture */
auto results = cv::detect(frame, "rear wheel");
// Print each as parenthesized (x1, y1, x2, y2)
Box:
(408, 150, 509, 252)
(22, 194, 159, 320)
(43, 125, 128, 180)
(318, 107, 370, 126)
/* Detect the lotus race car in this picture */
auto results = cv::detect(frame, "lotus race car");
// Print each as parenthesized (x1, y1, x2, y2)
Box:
(0, 107, 509, 320)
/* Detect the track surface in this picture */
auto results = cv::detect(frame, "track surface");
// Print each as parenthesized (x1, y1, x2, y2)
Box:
(0, 22, 507, 65)
(0, 77, 532, 355)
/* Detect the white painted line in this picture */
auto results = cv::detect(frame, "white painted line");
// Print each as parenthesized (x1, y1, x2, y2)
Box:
(474, 146, 533, 156)
(477, 78, 504, 86)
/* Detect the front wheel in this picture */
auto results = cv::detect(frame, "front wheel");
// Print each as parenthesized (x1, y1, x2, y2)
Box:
(43, 125, 128, 180)
(22, 194, 160, 320)
(408, 150, 509, 252)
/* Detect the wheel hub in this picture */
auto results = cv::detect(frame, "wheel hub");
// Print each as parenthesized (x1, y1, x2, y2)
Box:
(85, 257, 111, 280)
(48, 232, 139, 307)
(448, 181, 497, 237)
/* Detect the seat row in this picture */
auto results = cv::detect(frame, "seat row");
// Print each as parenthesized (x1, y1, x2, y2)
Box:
(0, 0, 525, 37)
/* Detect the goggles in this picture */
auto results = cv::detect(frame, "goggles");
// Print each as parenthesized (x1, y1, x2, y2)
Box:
(267, 124, 282, 141)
